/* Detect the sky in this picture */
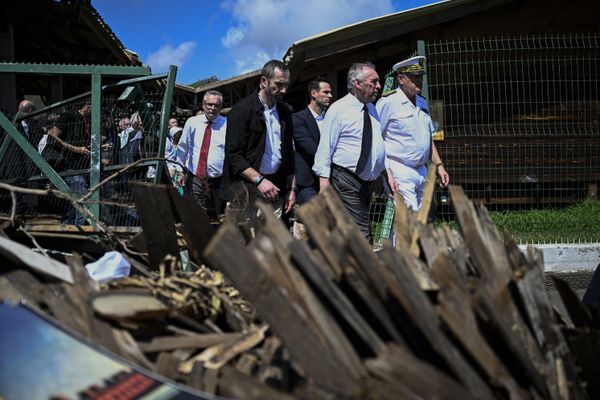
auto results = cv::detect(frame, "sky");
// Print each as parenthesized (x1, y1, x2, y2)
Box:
(94, 0, 438, 85)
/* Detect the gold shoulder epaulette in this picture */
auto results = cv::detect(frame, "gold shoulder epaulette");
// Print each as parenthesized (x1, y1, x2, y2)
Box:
(381, 89, 396, 97)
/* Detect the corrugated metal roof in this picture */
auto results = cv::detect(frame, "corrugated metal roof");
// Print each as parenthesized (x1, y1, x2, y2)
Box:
(284, 0, 517, 64)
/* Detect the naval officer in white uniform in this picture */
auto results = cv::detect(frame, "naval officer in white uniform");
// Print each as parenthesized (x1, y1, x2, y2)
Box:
(376, 56, 449, 210)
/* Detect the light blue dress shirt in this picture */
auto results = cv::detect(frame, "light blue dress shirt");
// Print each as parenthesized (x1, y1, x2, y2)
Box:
(258, 95, 282, 175)
(313, 93, 386, 181)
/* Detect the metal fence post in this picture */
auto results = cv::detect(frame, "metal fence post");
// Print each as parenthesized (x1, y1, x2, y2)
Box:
(89, 73, 102, 222)
(155, 65, 178, 185)
(417, 40, 429, 101)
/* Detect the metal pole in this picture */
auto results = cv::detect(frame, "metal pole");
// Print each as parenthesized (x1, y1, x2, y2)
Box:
(417, 40, 429, 101)
(90, 73, 102, 222)
(155, 65, 178, 184)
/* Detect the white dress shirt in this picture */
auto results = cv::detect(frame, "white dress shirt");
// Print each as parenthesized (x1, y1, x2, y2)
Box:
(376, 88, 434, 169)
(258, 95, 282, 175)
(309, 107, 325, 129)
(313, 93, 386, 181)
(176, 114, 227, 178)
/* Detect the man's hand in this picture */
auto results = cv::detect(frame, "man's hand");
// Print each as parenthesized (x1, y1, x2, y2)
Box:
(176, 172, 185, 188)
(437, 165, 450, 188)
(284, 189, 296, 214)
(319, 177, 330, 193)
(75, 146, 90, 155)
(387, 173, 398, 195)
(257, 178, 280, 202)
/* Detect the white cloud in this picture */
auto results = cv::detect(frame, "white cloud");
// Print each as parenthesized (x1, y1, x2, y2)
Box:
(235, 50, 271, 74)
(146, 41, 197, 73)
(221, 0, 394, 73)
(222, 27, 245, 48)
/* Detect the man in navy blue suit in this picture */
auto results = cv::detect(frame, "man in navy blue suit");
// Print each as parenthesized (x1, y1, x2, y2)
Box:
(292, 77, 333, 204)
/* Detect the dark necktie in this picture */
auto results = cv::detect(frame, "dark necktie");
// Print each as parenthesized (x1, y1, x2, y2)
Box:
(355, 104, 372, 175)
(196, 120, 212, 178)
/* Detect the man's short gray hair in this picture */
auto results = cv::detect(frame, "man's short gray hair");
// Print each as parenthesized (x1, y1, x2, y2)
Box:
(203, 90, 223, 105)
(347, 62, 376, 94)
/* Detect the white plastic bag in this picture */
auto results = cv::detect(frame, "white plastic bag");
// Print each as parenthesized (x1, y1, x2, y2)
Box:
(85, 251, 131, 283)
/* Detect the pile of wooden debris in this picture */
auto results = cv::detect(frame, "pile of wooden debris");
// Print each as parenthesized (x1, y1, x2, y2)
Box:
(0, 183, 599, 399)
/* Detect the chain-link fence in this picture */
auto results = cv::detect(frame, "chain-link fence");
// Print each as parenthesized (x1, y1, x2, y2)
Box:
(423, 34, 600, 243)
(369, 34, 600, 245)
(426, 34, 600, 209)
(0, 74, 174, 227)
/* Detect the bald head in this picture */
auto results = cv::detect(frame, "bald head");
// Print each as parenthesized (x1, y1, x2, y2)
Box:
(18, 100, 36, 114)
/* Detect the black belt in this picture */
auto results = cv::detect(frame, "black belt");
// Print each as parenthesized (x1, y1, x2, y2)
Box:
(331, 163, 369, 184)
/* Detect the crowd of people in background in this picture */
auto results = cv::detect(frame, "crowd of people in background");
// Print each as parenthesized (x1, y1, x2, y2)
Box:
(7, 56, 450, 241)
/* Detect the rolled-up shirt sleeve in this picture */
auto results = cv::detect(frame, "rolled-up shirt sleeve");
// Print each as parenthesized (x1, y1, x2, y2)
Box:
(376, 97, 392, 170)
(312, 107, 340, 179)
(175, 120, 192, 173)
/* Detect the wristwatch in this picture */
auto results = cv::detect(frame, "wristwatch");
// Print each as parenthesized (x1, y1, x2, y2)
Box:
(254, 175, 265, 186)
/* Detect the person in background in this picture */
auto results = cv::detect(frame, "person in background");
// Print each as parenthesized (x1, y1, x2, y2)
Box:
(292, 76, 333, 205)
(46, 103, 92, 225)
(176, 90, 226, 218)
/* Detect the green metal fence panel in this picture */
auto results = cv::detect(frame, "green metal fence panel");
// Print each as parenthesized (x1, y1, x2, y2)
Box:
(423, 34, 600, 244)
(155, 65, 178, 184)
(0, 63, 178, 226)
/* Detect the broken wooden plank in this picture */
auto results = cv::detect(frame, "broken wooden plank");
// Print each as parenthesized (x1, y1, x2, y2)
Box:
(203, 222, 361, 398)
(0, 235, 73, 283)
(138, 333, 243, 353)
(132, 183, 180, 269)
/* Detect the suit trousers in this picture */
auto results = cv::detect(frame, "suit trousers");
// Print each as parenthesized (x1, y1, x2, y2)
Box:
(187, 174, 223, 220)
(331, 164, 375, 243)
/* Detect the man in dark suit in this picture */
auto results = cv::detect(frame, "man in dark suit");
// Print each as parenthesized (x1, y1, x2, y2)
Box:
(292, 77, 332, 204)
(221, 60, 296, 215)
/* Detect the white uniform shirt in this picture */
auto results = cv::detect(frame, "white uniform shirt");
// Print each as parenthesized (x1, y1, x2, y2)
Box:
(376, 88, 434, 169)
(258, 95, 282, 175)
(176, 114, 227, 178)
(313, 93, 386, 181)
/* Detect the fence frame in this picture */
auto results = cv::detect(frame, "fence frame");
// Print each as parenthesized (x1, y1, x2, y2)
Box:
(0, 62, 176, 223)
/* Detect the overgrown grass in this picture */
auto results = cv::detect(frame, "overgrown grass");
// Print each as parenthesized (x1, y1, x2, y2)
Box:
(438, 200, 600, 244)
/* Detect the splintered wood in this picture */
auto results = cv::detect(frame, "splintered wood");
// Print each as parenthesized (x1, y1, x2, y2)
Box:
(1, 182, 599, 399)
(203, 185, 598, 399)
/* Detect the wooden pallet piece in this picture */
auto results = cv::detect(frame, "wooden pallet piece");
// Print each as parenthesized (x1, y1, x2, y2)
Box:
(429, 252, 527, 399)
(132, 183, 180, 269)
(167, 186, 214, 264)
(366, 344, 475, 400)
(380, 244, 495, 399)
(202, 222, 361, 397)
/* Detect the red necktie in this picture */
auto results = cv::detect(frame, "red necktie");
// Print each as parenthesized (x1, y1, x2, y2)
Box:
(196, 120, 212, 178)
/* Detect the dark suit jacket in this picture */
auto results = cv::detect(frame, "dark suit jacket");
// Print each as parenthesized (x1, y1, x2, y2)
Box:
(292, 107, 320, 188)
(221, 90, 294, 201)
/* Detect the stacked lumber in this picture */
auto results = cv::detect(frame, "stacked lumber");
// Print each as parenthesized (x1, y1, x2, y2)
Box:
(1, 181, 599, 399)
(203, 185, 600, 399)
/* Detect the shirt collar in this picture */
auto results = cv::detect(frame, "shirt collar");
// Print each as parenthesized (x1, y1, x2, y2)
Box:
(347, 93, 368, 110)
(395, 86, 416, 108)
(258, 93, 276, 112)
(308, 106, 324, 121)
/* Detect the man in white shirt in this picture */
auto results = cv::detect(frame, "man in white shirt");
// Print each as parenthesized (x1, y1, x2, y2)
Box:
(292, 76, 333, 204)
(313, 62, 386, 242)
(176, 90, 226, 218)
(376, 56, 449, 210)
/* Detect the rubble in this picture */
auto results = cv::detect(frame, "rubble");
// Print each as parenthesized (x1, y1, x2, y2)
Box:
(0, 182, 599, 399)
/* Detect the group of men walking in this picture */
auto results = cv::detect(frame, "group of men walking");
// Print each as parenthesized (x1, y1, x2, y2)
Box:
(173, 56, 450, 243)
